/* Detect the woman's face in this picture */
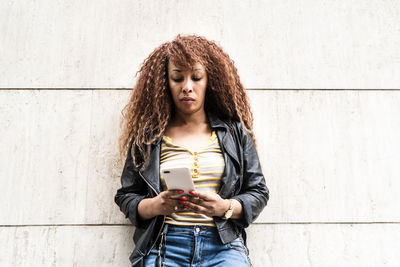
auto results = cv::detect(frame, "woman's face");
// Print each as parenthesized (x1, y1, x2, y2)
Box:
(167, 60, 208, 116)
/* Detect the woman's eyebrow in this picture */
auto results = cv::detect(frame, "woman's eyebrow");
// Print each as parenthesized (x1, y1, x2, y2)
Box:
(172, 68, 203, 72)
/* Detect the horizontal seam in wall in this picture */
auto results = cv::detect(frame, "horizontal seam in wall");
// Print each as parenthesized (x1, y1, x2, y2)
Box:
(0, 88, 400, 91)
(1, 222, 400, 227)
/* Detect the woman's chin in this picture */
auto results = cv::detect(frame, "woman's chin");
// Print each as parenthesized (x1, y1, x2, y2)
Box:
(176, 106, 204, 116)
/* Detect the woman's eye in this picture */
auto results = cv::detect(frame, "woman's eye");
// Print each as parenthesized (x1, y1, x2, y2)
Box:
(172, 77, 202, 82)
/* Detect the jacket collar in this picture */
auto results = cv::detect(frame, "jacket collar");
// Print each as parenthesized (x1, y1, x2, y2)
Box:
(207, 110, 230, 130)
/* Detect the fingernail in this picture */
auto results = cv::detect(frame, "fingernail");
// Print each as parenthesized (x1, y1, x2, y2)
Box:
(184, 206, 189, 209)
(179, 200, 186, 204)
(180, 196, 187, 201)
(189, 190, 197, 196)
(177, 190, 184, 194)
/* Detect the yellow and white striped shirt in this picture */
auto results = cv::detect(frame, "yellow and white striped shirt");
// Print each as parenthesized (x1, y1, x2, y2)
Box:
(160, 130, 225, 227)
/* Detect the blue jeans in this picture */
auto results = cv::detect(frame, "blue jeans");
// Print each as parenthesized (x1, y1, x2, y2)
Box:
(143, 224, 251, 267)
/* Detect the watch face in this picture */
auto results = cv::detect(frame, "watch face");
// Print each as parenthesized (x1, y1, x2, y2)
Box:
(223, 200, 235, 219)
(224, 209, 233, 219)
(226, 210, 233, 218)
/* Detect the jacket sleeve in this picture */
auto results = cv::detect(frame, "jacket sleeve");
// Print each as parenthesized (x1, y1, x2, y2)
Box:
(231, 123, 270, 228)
(114, 140, 152, 229)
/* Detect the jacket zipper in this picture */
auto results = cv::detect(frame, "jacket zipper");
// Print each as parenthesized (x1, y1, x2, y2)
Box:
(138, 170, 166, 256)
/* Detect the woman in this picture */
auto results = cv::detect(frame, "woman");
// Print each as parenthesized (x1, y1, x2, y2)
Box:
(115, 34, 269, 267)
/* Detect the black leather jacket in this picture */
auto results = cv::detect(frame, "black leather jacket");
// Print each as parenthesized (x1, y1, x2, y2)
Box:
(114, 112, 269, 266)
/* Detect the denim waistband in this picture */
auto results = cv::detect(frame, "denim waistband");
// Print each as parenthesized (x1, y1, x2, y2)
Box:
(163, 223, 219, 236)
(154, 224, 219, 266)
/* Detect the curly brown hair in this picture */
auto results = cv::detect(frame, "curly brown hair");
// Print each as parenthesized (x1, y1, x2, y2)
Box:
(119, 34, 256, 169)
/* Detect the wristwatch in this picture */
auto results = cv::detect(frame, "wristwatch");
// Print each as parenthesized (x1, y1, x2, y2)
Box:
(222, 199, 235, 220)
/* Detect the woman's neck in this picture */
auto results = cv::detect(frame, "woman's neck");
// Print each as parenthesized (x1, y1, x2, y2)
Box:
(172, 110, 208, 127)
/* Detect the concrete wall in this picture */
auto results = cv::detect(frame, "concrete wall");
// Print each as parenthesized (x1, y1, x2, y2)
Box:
(1, 1, 399, 266)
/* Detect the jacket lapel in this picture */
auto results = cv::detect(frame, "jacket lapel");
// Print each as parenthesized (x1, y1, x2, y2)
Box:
(207, 112, 241, 168)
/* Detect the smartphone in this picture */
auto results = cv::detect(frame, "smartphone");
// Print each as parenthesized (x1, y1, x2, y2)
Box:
(161, 167, 195, 198)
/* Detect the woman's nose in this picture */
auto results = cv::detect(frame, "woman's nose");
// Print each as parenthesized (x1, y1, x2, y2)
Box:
(182, 79, 193, 93)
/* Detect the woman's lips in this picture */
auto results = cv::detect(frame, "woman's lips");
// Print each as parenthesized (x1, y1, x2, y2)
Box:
(180, 97, 195, 105)
(181, 97, 195, 101)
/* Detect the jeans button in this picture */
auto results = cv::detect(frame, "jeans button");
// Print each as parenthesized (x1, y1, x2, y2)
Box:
(195, 227, 200, 233)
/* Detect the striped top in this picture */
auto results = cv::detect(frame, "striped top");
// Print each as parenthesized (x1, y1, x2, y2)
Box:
(160, 130, 225, 227)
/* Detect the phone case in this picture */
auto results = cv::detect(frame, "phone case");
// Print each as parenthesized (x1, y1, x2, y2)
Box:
(161, 167, 195, 198)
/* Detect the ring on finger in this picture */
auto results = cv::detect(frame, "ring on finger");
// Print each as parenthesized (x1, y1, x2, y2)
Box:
(174, 206, 178, 211)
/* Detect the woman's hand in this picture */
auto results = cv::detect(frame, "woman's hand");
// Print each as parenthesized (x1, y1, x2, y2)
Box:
(183, 191, 230, 217)
(154, 190, 185, 215)
(138, 190, 184, 220)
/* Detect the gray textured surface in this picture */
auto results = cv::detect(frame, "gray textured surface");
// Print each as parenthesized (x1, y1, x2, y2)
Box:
(1, 224, 399, 266)
(1, 0, 399, 89)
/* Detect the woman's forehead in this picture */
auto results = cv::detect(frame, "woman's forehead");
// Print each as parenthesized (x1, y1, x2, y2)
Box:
(168, 61, 205, 72)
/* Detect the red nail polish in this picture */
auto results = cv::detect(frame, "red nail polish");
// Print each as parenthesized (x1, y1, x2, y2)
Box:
(184, 206, 189, 209)
(189, 190, 196, 196)
(177, 190, 184, 194)
(180, 196, 187, 201)
(179, 200, 186, 204)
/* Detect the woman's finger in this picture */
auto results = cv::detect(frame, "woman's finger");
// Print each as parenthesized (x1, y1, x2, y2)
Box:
(185, 202, 201, 212)
(161, 190, 182, 199)
(188, 196, 201, 204)
(195, 191, 215, 201)
(185, 201, 213, 216)
(166, 189, 181, 196)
